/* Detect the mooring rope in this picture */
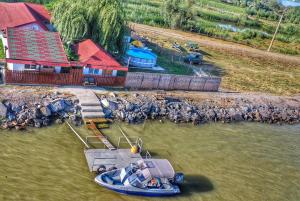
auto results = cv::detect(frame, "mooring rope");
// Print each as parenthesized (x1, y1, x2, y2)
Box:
(66, 121, 90, 149)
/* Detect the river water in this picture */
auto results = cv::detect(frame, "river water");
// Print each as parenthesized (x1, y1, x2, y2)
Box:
(0, 122, 299, 201)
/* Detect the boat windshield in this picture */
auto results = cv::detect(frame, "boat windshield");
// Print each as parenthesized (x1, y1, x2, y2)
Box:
(121, 164, 138, 183)
(128, 172, 148, 188)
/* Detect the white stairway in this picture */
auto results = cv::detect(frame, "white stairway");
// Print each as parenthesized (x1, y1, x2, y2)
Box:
(75, 90, 105, 119)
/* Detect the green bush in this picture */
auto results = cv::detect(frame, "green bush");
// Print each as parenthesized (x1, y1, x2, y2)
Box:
(0, 42, 4, 59)
(240, 29, 257, 39)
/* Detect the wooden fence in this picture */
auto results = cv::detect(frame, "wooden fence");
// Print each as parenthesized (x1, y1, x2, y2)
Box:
(5, 70, 221, 91)
(5, 70, 126, 87)
(125, 72, 221, 91)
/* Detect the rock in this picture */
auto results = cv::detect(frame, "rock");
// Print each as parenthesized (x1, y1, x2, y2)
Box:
(7, 112, 16, 121)
(255, 111, 261, 122)
(232, 112, 244, 122)
(55, 118, 64, 124)
(58, 111, 69, 119)
(101, 99, 110, 108)
(40, 106, 52, 117)
(103, 108, 112, 118)
(12, 104, 22, 113)
(32, 108, 43, 119)
(0, 103, 7, 118)
(33, 119, 42, 128)
(109, 92, 117, 97)
(49, 100, 66, 113)
(125, 103, 135, 111)
(117, 111, 125, 120)
(108, 101, 118, 110)
(42, 118, 50, 126)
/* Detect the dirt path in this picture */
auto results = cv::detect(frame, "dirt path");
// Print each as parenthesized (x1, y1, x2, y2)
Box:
(131, 23, 300, 66)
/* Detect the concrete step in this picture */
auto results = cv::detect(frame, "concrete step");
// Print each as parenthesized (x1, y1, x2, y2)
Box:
(81, 105, 103, 112)
(80, 101, 101, 107)
(82, 111, 105, 119)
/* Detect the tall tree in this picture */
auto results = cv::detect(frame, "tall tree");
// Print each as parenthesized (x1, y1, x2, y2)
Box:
(51, 0, 125, 52)
(162, 0, 196, 29)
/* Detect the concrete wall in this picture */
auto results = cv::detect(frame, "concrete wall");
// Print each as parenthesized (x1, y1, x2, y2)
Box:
(125, 72, 221, 92)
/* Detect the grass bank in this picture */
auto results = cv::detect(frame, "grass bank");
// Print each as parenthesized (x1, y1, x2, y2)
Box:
(133, 27, 300, 95)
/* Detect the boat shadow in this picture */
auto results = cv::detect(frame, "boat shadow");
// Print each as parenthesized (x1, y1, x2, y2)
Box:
(180, 174, 214, 196)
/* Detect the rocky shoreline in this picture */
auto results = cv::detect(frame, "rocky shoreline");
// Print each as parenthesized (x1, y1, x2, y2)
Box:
(0, 87, 299, 130)
(0, 88, 82, 130)
(99, 93, 300, 125)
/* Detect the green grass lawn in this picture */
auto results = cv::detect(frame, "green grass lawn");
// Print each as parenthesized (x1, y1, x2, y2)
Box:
(136, 32, 300, 95)
(203, 47, 300, 95)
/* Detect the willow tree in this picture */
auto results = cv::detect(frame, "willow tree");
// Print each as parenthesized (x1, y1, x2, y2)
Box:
(52, 0, 125, 52)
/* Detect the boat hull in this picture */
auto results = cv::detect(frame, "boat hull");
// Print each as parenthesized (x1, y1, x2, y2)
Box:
(95, 175, 180, 197)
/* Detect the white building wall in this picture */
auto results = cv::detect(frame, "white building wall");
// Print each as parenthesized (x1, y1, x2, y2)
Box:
(7, 63, 25, 71)
(112, 70, 117, 77)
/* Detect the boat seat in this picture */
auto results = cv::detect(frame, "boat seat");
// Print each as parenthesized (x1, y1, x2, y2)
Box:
(103, 175, 114, 185)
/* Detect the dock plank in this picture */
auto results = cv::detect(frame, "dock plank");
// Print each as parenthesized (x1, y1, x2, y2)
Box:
(84, 149, 142, 172)
(88, 121, 116, 150)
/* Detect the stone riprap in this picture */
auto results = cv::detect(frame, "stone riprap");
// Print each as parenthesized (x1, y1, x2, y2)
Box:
(98, 93, 300, 125)
(0, 91, 82, 130)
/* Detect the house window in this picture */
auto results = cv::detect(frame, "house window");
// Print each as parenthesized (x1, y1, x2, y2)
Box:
(60, 67, 70, 73)
(24, 64, 38, 70)
(88, 68, 94, 74)
(94, 69, 100, 75)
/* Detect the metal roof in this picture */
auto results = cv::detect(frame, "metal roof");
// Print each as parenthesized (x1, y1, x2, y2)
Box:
(75, 39, 125, 69)
(7, 27, 68, 65)
(0, 2, 51, 31)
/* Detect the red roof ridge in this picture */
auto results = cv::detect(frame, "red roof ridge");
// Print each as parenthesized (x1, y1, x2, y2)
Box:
(75, 39, 124, 69)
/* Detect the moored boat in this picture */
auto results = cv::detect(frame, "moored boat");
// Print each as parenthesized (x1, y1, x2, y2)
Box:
(95, 159, 184, 197)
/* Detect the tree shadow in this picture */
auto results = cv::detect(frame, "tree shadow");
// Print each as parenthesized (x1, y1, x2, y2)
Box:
(180, 174, 214, 196)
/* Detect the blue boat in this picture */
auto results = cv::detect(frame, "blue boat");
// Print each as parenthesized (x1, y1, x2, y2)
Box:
(94, 159, 184, 197)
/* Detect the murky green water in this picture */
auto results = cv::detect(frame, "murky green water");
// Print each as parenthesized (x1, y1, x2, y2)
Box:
(0, 122, 299, 201)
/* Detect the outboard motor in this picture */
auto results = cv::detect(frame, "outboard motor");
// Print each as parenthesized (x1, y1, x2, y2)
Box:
(170, 173, 184, 185)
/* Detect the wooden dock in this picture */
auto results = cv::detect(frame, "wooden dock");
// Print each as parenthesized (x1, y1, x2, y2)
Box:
(84, 149, 142, 172)
(86, 120, 116, 150)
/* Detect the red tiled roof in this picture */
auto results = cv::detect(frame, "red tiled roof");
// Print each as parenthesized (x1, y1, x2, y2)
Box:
(75, 39, 125, 69)
(7, 28, 68, 66)
(0, 2, 51, 30)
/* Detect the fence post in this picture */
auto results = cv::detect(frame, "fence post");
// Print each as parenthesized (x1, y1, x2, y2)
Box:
(188, 77, 193, 90)
(157, 74, 162, 89)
